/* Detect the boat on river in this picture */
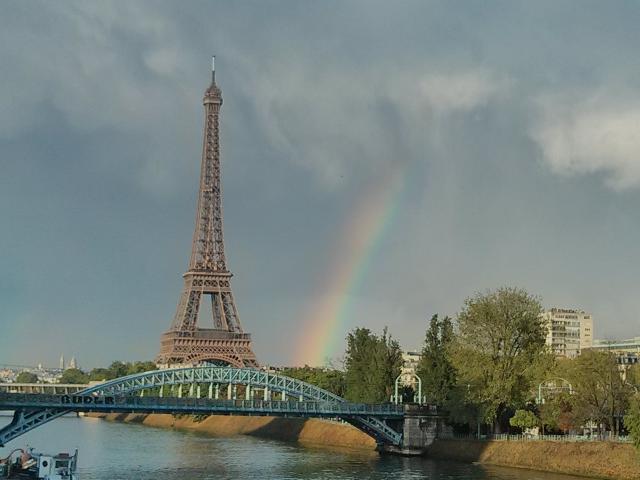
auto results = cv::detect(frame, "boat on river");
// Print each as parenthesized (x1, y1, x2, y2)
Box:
(0, 448, 78, 479)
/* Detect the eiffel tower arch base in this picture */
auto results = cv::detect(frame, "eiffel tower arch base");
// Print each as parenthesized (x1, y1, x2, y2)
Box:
(157, 329, 258, 369)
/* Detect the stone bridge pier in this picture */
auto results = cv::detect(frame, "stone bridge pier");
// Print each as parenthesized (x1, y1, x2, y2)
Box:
(380, 404, 449, 456)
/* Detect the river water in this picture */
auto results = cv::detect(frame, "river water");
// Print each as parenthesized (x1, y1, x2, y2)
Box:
(0, 416, 587, 480)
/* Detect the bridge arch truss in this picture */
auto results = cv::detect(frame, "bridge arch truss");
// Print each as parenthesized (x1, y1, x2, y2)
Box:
(0, 367, 402, 447)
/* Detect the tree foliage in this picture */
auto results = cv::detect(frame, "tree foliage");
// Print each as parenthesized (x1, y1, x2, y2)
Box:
(538, 391, 576, 433)
(344, 327, 403, 403)
(563, 350, 631, 435)
(60, 368, 89, 384)
(451, 287, 547, 431)
(417, 314, 456, 405)
(88, 361, 157, 381)
(624, 394, 640, 449)
(510, 409, 539, 430)
(280, 366, 346, 397)
(16, 371, 39, 383)
(627, 364, 640, 390)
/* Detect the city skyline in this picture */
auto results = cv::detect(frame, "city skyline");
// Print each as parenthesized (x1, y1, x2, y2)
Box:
(2, 1, 640, 368)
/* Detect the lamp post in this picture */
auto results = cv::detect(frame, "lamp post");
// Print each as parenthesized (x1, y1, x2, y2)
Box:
(537, 377, 573, 405)
(393, 373, 422, 405)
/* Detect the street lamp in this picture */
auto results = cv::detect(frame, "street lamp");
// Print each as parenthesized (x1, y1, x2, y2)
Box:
(393, 373, 422, 405)
(537, 377, 573, 404)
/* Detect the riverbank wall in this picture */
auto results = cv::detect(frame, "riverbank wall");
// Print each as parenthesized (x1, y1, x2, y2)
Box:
(428, 438, 640, 480)
(95, 413, 376, 450)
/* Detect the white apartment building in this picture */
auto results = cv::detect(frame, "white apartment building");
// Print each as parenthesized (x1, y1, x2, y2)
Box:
(400, 350, 421, 389)
(542, 308, 593, 358)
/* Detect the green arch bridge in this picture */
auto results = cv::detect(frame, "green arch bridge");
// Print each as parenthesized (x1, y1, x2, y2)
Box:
(0, 367, 443, 453)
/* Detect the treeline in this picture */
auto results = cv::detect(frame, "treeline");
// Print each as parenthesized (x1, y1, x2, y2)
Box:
(56, 361, 158, 384)
(413, 287, 640, 442)
(294, 286, 640, 447)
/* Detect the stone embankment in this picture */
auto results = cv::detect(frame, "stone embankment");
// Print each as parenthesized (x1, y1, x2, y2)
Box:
(428, 439, 640, 480)
(94, 413, 376, 450)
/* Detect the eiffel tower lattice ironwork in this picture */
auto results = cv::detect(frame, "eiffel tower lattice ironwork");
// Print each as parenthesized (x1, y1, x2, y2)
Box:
(156, 59, 258, 368)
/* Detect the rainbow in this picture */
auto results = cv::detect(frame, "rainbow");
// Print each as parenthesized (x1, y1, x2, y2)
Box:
(293, 169, 406, 366)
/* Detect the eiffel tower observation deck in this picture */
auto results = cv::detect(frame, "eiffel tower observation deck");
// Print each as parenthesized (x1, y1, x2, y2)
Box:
(156, 58, 258, 368)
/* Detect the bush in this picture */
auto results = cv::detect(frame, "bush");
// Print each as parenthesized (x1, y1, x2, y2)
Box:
(510, 409, 539, 431)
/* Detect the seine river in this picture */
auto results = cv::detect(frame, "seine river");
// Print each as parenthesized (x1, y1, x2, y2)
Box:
(1, 416, 587, 480)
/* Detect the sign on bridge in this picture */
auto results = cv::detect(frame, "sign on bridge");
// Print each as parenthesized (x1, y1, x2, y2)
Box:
(60, 395, 115, 406)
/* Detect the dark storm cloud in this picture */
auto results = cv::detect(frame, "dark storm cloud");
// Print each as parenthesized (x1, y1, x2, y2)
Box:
(1, 1, 640, 366)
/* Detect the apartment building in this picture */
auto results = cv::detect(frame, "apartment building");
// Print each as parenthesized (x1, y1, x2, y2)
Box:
(400, 350, 421, 389)
(542, 308, 593, 358)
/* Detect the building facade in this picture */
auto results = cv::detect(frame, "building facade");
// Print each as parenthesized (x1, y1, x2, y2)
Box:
(400, 351, 421, 389)
(591, 337, 640, 366)
(542, 308, 593, 358)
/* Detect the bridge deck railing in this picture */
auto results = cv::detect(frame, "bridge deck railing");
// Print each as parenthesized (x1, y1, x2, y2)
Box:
(0, 393, 404, 417)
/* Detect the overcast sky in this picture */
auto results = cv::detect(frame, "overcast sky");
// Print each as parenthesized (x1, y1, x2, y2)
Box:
(2, 1, 640, 368)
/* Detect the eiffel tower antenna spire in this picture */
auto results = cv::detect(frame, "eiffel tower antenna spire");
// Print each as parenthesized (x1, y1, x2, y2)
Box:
(156, 62, 258, 368)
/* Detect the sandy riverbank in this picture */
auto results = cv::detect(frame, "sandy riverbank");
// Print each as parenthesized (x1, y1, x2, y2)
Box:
(428, 438, 640, 480)
(93, 413, 376, 450)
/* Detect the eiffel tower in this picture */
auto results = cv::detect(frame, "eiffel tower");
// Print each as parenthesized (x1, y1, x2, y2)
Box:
(156, 59, 258, 368)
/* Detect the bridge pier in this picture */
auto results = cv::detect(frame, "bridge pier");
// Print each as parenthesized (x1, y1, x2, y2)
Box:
(379, 405, 447, 456)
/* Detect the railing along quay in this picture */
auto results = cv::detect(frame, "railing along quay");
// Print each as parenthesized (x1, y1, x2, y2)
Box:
(439, 432, 632, 443)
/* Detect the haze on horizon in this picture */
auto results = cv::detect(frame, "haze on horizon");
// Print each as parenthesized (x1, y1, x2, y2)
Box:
(1, 1, 640, 368)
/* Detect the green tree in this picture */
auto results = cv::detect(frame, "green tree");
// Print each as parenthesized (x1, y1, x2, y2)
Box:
(89, 367, 115, 382)
(538, 391, 576, 433)
(375, 328, 404, 402)
(16, 371, 39, 383)
(60, 368, 89, 384)
(565, 350, 631, 435)
(89, 361, 157, 381)
(624, 394, 640, 449)
(108, 361, 130, 378)
(344, 327, 402, 403)
(510, 409, 539, 431)
(417, 314, 456, 405)
(627, 364, 640, 390)
(451, 287, 548, 432)
(126, 361, 157, 375)
(281, 366, 346, 397)
(344, 328, 377, 402)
